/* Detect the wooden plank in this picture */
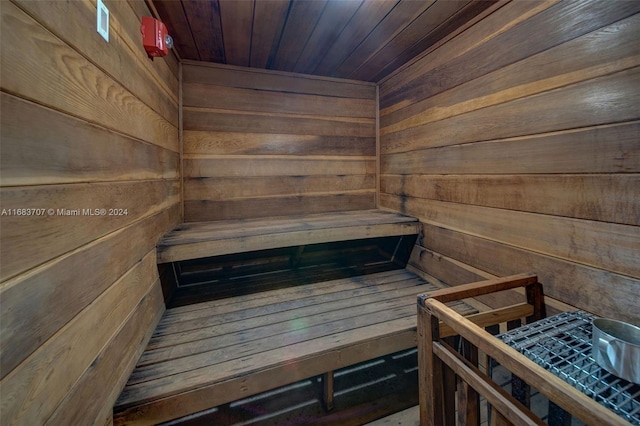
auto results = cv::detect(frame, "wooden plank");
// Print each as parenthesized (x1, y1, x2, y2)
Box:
(183, 107, 375, 137)
(421, 274, 538, 304)
(182, 61, 376, 99)
(336, 1, 434, 79)
(381, 194, 640, 279)
(182, 0, 225, 63)
(0, 205, 179, 378)
(13, 0, 179, 126)
(0, 180, 179, 281)
(0, 93, 179, 186)
(382, 66, 640, 154)
(151, 278, 436, 352)
(45, 281, 164, 426)
(379, 0, 554, 99)
(294, 0, 363, 75)
(131, 291, 428, 383)
(184, 175, 375, 201)
(381, 121, 640, 174)
(0, 251, 159, 425)
(380, 0, 640, 111)
(1, 2, 178, 152)
(114, 323, 417, 425)
(419, 222, 640, 325)
(408, 246, 521, 310)
(183, 83, 376, 118)
(219, 0, 253, 66)
(250, 0, 289, 68)
(156, 271, 422, 326)
(162, 269, 418, 317)
(176, 210, 418, 253)
(168, 209, 417, 237)
(349, 0, 470, 82)
(370, 0, 499, 83)
(184, 156, 375, 177)
(121, 312, 422, 398)
(381, 13, 640, 133)
(181, 192, 381, 224)
(381, 174, 640, 226)
(271, 0, 327, 72)
(183, 131, 376, 156)
(147, 279, 428, 352)
(312, 0, 398, 77)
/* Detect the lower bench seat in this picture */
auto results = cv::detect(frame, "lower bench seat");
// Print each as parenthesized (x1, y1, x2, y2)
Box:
(156, 209, 420, 264)
(113, 269, 477, 425)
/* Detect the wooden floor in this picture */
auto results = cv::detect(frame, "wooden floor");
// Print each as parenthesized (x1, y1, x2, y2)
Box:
(156, 209, 420, 263)
(113, 269, 476, 425)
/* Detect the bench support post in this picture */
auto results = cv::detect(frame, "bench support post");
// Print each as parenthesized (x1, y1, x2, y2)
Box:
(323, 371, 334, 411)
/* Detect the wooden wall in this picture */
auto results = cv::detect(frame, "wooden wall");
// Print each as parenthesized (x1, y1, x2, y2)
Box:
(0, 0, 180, 424)
(182, 61, 377, 222)
(379, 0, 640, 325)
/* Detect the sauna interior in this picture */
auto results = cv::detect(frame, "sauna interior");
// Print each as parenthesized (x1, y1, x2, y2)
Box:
(1, 0, 638, 425)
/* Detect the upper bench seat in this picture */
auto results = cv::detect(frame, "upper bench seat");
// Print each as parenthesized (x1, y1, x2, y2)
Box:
(157, 209, 421, 264)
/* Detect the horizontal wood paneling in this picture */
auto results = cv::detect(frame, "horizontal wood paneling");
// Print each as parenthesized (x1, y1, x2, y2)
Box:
(1, 2, 178, 152)
(185, 175, 375, 201)
(420, 224, 640, 326)
(380, 0, 640, 109)
(184, 157, 375, 178)
(182, 61, 376, 99)
(14, 0, 179, 126)
(381, 174, 640, 226)
(183, 83, 376, 118)
(183, 131, 375, 156)
(1, 251, 158, 425)
(183, 108, 374, 137)
(184, 193, 376, 222)
(382, 194, 639, 280)
(381, 122, 640, 175)
(1, 180, 179, 281)
(0, 0, 179, 423)
(46, 280, 165, 426)
(382, 12, 640, 132)
(182, 62, 377, 222)
(382, 66, 640, 154)
(379, 1, 640, 322)
(1, 94, 179, 186)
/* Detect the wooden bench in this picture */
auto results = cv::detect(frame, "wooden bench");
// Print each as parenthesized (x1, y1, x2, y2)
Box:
(156, 209, 421, 264)
(113, 269, 478, 425)
(113, 209, 483, 424)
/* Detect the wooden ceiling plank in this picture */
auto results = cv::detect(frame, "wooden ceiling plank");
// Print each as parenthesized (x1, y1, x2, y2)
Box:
(182, 0, 225, 63)
(271, 0, 327, 72)
(250, 0, 290, 69)
(335, 0, 435, 80)
(370, 0, 500, 82)
(219, 0, 254, 66)
(153, 0, 200, 60)
(293, 0, 363, 75)
(351, 0, 473, 82)
(312, 0, 399, 77)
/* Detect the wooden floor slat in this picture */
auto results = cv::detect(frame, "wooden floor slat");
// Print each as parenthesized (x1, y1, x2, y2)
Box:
(114, 270, 476, 424)
(157, 209, 420, 263)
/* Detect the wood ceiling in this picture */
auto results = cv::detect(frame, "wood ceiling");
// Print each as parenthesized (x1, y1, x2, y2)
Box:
(152, 0, 496, 82)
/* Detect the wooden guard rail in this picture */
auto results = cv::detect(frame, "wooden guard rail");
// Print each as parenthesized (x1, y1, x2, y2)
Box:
(417, 273, 630, 426)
